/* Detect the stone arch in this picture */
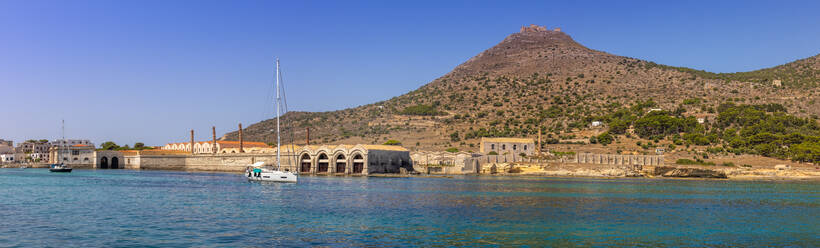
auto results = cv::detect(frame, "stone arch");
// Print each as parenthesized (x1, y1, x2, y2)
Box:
(316, 153, 329, 173)
(111, 157, 119, 169)
(100, 156, 109, 169)
(334, 153, 347, 173)
(351, 153, 364, 174)
(299, 153, 312, 173)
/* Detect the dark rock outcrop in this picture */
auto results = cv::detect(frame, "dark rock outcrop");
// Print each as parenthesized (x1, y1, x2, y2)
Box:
(653, 166, 727, 178)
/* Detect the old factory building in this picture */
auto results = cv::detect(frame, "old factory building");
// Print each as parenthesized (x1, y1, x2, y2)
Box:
(479, 137, 535, 156)
(292, 144, 411, 174)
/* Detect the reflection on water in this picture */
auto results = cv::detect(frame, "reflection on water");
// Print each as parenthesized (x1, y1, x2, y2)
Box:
(0, 169, 817, 247)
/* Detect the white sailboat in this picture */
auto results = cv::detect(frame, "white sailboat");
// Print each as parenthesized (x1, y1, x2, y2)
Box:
(245, 58, 297, 183)
(49, 120, 72, 173)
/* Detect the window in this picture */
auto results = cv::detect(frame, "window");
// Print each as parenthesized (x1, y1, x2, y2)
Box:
(502, 144, 506, 150)
(524, 145, 528, 151)
(513, 144, 517, 150)
(491, 144, 495, 150)
(72, 150, 79, 155)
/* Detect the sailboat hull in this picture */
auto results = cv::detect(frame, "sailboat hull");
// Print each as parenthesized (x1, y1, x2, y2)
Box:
(49, 168, 72, 173)
(247, 170, 298, 183)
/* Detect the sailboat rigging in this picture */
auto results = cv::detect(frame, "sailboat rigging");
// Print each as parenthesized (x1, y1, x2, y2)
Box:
(245, 58, 298, 183)
(49, 119, 72, 173)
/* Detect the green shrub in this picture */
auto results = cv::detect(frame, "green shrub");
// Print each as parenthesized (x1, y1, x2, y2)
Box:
(675, 158, 715, 166)
(400, 105, 444, 116)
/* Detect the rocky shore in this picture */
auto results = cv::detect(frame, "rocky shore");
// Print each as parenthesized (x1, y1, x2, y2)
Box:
(482, 162, 820, 181)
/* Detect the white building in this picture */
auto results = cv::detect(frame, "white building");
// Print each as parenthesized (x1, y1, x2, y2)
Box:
(29, 152, 49, 162)
(0, 154, 14, 163)
(591, 121, 603, 127)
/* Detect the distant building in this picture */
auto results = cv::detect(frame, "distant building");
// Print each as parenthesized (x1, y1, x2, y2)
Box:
(14, 141, 51, 161)
(479, 137, 535, 155)
(591, 121, 603, 127)
(15, 141, 50, 154)
(49, 145, 125, 169)
(49, 144, 95, 166)
(0, 154, 14, 163)
(162, 140, 270, 154)
(0, 142, 13, 154)
(51, 139, 95, 148)
(0, 139, 12, 147)
(295, 144, 412, 174)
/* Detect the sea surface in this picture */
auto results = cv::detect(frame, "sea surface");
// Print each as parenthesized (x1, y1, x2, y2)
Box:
(0, 169, 818, 247)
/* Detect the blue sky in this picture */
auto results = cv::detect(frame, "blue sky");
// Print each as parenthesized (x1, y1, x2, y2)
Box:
(1, 0, 818, 146)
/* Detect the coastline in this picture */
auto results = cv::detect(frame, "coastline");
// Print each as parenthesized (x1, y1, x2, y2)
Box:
(4, 164, 818, 182)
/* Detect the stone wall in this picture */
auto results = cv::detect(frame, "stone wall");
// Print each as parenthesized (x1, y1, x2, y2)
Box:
(126, 153, 293, 173)
(367, 150, 412, 174)
(410, 151, 481, 174)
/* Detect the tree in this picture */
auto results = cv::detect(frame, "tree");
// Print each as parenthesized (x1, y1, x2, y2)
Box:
(597, 132, 613, 145)
(383, 140, 401, 146)
(100, 141, 120, 150)
(134, 142, 145, 149)
(446, 148, 459, 153)
(450, 132, 460, 142)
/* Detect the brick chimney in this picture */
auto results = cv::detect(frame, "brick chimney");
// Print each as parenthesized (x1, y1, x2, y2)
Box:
(212, 126, 216, 154)
(190, 129, 194, 155)
(238, 123, 244, 153)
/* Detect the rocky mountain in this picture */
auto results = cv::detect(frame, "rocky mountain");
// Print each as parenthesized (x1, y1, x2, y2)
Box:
(223, 25, 820, 152)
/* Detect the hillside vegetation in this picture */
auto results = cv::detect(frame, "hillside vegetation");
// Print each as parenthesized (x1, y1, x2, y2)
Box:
(223, 25, 820, 162)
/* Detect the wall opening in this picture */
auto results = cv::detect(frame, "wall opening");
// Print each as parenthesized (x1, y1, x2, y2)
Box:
(352, 153, 364, 174)
(100, 157, 109, 169)
(300, 154, 311, 173)
(335, 154, 346, 173)
(317, 153, 329, 173)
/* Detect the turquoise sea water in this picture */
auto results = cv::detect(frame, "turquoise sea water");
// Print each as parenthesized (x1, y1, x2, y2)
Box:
(0, 169, 818, 247)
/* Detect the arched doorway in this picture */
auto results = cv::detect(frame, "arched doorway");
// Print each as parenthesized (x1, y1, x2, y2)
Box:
(100, 157, 109, 169)
(335, 154, 346, 173)
(352, 154, 364, 174)
(317, 153, 329, 173)
(300, 154, 311, 173)
(111, 157, 119, 169)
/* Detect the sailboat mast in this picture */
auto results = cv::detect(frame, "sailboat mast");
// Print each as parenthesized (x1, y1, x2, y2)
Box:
(276, 58, 281, 171)
(60, 119, 64, 163)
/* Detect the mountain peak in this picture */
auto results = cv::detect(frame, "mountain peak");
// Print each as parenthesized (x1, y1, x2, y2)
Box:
(446, 24, 600, 77)
(519, 24, 561, 33)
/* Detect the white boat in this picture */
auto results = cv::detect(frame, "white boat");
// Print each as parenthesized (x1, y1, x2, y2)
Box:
(245, 58, 298, 183)
(49, 120, 72, 173)
(246, 162, 297, 183)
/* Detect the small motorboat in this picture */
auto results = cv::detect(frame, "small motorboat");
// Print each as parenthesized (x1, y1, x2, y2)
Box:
(246, 162, 297, 183)
(49, 163, 72, 173)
